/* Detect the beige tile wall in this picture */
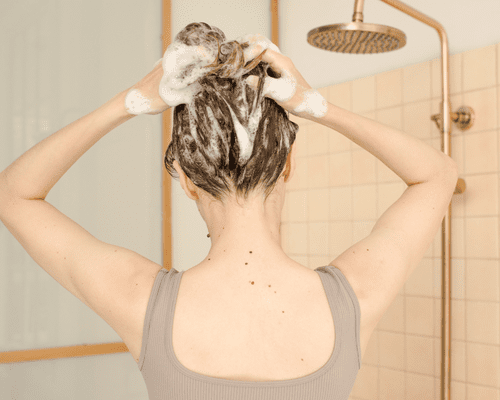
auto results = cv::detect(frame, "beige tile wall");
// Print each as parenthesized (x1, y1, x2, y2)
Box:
(281, 42, 500, 400)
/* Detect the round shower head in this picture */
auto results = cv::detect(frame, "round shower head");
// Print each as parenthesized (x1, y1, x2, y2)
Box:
(307, 22, 406, 54)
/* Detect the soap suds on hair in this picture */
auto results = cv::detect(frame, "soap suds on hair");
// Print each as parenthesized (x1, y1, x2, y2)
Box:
(157, 29, 284, 165)
(163, 23, 300, 203)
(128, 23, 303, 165)
(242, 37, 327, 119)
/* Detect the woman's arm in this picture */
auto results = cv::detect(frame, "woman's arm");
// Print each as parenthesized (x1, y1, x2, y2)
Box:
(307, 101, 457, 185)
(0, 90, 135, 201)
(242, 43, 457, 184)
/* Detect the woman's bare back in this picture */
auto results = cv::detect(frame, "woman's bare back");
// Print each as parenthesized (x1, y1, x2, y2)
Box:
(126, 259, 371, 381)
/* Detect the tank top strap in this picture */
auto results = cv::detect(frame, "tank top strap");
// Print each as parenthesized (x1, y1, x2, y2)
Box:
(315, 265, 362, 369)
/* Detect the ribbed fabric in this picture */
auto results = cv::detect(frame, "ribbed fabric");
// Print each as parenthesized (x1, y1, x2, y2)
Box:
(138, 265, 362, 400)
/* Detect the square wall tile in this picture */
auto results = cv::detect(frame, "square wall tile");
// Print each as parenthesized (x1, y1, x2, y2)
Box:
(451, 258, 465, 301)
(448, 339, 466, 383)
(287, 190, 308, 222)
(352, 75, 376, 113)
(376, 68, 402, 109)
(329, 221, 352, 258)
(288, 222, 308, 254)
(405, 373, 434, 400)
(467, 384, 500, 400)
(379, 331, 405, 369)
(463, 87, 498, 133)
(464, 130, 498, 174)
(352, 150, 377, 184)
(308, 222, 329, 255)
(327, 81, 352, 110)
(377, 295, 404, 332)
(463, 44, 497, 92)
(451, 217, 465, 258)
(465, 217, 498, 258)
(406, 335, 434, 375)
(466, 342, 499, 387)
(328, 152, 352, 187)
(329, 186, 352, 221)
(307, 123, 329, 156)
(450, 381, 466, 400)
(351, 365, 378, 399)
(307, 187, 329, 221)
(307, 154, 329, 189)
(309, 255, 331, 270)
(465, 259, 500, 302)
(405, 296, 434, 336)
(465, 174, 499, 216)
(466, 300, 499, 345)
(403, 61, 431, 103)
(379, 368, 405, 400)
(329, 128, 352, 154)
(352, 185, 377, 220)
(405, 258, 434, 297)
(403, 101, 432, 140)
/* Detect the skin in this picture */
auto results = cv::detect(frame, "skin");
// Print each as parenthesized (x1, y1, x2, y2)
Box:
(172, 142, 298, 275)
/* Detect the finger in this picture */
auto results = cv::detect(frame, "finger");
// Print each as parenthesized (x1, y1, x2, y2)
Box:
(257, 48, 288, 77)
(245, 71, 295, 104)
(237, 33, 282, 64)
(262, 70, 296, 103)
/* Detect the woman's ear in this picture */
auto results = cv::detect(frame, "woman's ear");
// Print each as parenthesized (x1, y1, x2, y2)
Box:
(173, 160, 200, 201)
(283, 143, 296, 182)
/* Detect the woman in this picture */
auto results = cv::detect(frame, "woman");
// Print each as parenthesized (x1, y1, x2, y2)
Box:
(0, 22, 457, 399)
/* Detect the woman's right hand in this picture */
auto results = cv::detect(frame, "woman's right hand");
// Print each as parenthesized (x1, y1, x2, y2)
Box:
(239, 35, 327, 119)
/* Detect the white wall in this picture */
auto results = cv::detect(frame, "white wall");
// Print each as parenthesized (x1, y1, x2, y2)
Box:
(280, 0, 500, 88)
(0, 0, 163, 398)
(0, 0, 272, 398)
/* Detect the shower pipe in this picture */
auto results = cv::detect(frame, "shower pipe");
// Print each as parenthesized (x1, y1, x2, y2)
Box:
(307, 1, 472, 399)
(376, 3, 470, 400)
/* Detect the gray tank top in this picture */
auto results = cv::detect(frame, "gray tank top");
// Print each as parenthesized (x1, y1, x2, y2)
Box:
(138, 265, 362, 400)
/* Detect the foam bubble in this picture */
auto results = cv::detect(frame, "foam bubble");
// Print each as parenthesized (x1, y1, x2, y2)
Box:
(158, 41, 217, 108)
(125, 88, 152, 115)
(293, 89, 328, 118)
(156, 29, 291, 165)
(235, 33, 282, 63)
(262, 68, 296, 103)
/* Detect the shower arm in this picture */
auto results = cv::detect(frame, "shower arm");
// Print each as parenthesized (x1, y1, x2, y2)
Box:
(351, 3, 467, 400)
(353, 0, 473, 167)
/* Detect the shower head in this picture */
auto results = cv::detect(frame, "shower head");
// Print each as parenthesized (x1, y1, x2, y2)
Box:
(307, 21, 406, 54)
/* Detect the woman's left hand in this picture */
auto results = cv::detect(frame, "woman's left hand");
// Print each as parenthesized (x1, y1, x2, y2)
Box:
(124, 59, 170, 115)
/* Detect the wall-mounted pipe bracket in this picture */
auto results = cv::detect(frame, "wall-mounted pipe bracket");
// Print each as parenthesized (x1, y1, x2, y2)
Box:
(431, 105, 475, 132)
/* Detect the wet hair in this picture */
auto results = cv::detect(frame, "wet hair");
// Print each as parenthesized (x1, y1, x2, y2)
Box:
(164, 22, 299, 205)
